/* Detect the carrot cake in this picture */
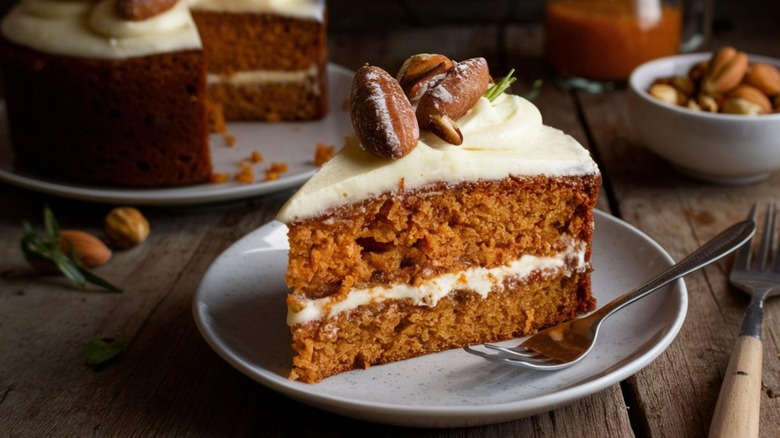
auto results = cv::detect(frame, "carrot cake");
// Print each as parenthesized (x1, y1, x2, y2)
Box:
(188, 0, 328, 121)
(0, 0, 328, 187)
(0, 0, 211, 186)
(276, 54, 601, 383)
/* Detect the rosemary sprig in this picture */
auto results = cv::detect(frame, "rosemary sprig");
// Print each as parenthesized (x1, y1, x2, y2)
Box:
(484, 69, 544, 102)
(21, 205, 123, 292)
(484, 68, 517, 102)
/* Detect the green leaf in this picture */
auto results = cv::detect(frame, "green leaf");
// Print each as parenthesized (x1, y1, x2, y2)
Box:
(21, 206, 124, 292)
(84, 337, 125, 368)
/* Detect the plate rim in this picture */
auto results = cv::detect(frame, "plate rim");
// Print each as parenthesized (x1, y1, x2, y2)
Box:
(0, 63, 354, 206)
(193, 209, 688, 427)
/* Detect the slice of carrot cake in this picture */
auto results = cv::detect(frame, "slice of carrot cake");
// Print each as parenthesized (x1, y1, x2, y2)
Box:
(276, 54, 601, 383)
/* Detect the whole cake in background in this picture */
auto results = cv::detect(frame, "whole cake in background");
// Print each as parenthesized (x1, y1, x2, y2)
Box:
(276, 53, 602, 383)
(0, 0, 328, 187)
(189, 0, 328, 122)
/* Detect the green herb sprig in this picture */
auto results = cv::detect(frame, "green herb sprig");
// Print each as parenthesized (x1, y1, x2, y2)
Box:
(484, 68, 518, 102)
(484, 69, 544, 102)
(21, 205, 123, 292)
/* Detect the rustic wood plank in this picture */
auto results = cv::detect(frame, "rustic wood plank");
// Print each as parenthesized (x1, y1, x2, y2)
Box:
(577, 23, 780, 437)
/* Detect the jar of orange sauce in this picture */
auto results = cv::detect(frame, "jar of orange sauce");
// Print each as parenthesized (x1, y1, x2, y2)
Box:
(545, 0, 709, 82)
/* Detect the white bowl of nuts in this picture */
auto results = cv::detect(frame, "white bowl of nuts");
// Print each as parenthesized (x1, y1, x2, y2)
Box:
(627, 47, 780, 184)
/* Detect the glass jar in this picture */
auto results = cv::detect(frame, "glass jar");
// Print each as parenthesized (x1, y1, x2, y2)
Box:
(544, 0, 710, 83)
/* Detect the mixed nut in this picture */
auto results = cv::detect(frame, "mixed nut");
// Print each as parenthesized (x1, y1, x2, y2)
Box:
(648, 46, 780, 115)
(350, 53, 491, 159)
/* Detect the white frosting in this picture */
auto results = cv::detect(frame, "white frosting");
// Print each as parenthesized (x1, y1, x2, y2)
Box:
(2, 0, 202, 59)
(276, 93, 600, 223)
(287, 240, 588, 326)
(207, 64, 321, 93)
(187, 0, 325, 21)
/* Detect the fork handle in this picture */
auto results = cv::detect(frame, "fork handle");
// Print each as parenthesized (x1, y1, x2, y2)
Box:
(708, 335, 763, 438)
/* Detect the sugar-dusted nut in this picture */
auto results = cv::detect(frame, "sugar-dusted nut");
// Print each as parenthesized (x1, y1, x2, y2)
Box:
(104, 206, 150, 249)
(723, 84, 772, 114)
(116, 0, 178, 21)
(649, 83, 686, 105)
(350, 65, 420, 159)
(701, 46, 748, 97)
(416, 57, 490, 131)
(428, 114, 463, 145)
(744, 63, 780, 97)
(397, 54, 454, 101)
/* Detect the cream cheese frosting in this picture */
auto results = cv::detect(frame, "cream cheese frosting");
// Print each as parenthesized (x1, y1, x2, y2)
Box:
(207, 64, 322, 94)
(1, 0, 201, 59)
(187, 0, 325, 21)
(287, 239, 588, 326)
(276, 92, 600, 223)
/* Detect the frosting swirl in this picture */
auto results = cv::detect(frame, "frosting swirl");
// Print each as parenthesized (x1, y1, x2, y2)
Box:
(2, 0, 201, 59)
(276, 92, 600, 223)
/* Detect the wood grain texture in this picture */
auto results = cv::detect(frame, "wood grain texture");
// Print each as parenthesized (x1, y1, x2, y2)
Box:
(2, 4, 780, 437)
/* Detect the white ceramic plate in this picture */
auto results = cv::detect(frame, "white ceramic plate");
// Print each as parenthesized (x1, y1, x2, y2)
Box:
(193, 210, 687, 428)
(0, 64, 353, 206)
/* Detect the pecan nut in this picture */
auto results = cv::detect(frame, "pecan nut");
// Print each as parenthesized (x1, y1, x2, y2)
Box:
(350, 65, 420, 159)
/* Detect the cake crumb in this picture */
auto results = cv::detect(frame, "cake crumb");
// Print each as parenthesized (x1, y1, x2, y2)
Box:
(235, 164, 254, 184)
(250, 150, 263, 163)
(224, 134, 236, 147)
(210, 173, 230, 183)
(314, 143, 335, 166)
(264, 162, 289, 181)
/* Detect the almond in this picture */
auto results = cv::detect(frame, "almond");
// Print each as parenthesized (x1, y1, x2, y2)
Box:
(59, 230, 112, 268)
(701, 46, 748, 97)
(723, 84, 772, 114)
(416, 57, 490, 130)
(744, 63, 780, 96)
(397, 54, 454, 101)
(350, 65, 419, 159)
(116, 0, 178, 21)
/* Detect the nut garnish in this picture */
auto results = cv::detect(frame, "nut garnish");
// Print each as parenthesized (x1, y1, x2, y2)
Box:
(350, 65, 420, 159)
(397, 54, 454, 102)
(116, 0, 178, 21)
(416, 57, 490, 135)
(104, 207, 150, 249)
(428, 114, 464, 145)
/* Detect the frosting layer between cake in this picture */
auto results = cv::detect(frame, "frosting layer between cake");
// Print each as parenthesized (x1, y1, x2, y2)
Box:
(276, 93, 599, 223)
(287, 239, 587, 326)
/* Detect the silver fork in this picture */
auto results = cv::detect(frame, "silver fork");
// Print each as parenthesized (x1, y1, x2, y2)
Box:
(709, 203, 780, 438)
(464, 216, 755, 371)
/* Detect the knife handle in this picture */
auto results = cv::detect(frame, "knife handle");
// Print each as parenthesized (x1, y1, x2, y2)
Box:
(708, 335, 763, 438)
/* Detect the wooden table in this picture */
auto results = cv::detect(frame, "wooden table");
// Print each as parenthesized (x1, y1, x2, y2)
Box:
(2, 5, 779, 437)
